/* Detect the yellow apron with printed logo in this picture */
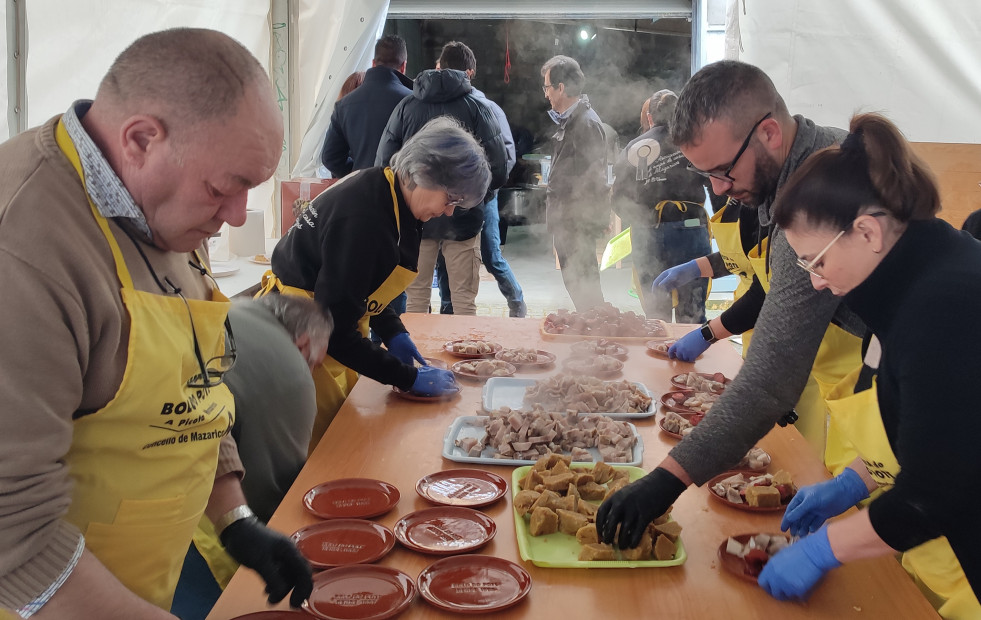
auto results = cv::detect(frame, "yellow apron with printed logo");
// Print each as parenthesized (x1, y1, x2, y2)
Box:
(56, 121, 234, 610)
(749, 237, 860, 475)
(709, 201, 757, 355)
(826, 365, 979, 619)
(258, 168, 417, 453)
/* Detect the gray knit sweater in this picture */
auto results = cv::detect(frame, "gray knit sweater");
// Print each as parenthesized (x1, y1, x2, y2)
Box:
(670, 116, 866, 484)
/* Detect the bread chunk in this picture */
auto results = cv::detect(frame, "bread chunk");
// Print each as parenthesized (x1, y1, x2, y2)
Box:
(531, 489, 560, 512)
(543, 472, 576, 492)
(591, 461, 615, 484)
(745, 485, 781, 508)
(513, 490, 541, 517)
(576, 523, 599, 545)
(578, 543, 615, 561)
(528, 506, 559, 536)
(556, 508, 590, 535)
(653, 534, 677, 561)
(578, 481, 607, 501)
(576, 499, 598, 519)
(621, 532, 653, 561)
(653, 520, 682, 542)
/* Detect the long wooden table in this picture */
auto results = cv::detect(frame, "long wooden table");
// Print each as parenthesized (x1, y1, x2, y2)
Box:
(207, 314, 937, 619)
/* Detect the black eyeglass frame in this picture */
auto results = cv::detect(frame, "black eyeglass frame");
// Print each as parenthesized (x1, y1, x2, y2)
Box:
(687, 112, 773, 183)
(165, 274, 237, 389)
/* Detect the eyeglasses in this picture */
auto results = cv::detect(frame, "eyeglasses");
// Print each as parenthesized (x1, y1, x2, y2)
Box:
(542, 83, 554, 93)
(165, 274, 237, 388)
(687, 112, 772, 183)
(796, 212, 888, 279)
(445, 193, 466, 209)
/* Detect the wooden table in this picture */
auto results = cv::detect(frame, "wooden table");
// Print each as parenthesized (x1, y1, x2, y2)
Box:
(207, 315, 937, 619)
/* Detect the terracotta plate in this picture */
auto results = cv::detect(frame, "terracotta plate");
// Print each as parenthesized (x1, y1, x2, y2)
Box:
(392, 384, 461, 401)
(304, 565, 416, 620)
(420, 357, 448, 370)
(451, 360, 517, 381)
(444, 340, 503, 358)
(645, 339, 675, 358)
(717, 533, 790, 583)
(229, 612, 311, 620)
(415, 469, 508, 508)
(494, 349, 557, 368)
(303, 478, 400, 520)
(706, 472, 794, 513)
(394, 507, 497, 555)
(659, 389, 706, 414)
(417, 554, 532, 614)
(561, 356, 624, 378)
(291, 519, 396, 569)
(670, 371, 732, 392)
(657, 415, 685, 440)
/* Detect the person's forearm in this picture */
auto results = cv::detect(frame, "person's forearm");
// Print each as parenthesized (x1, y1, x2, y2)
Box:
(826, 510, 898, 563)
(205, 472, 248, 523)
(707, 316, 732, 340)
(695, 256, 713, 278)
(844, 456, 878, 494)
(31, 550, 176, 619)
(657, 455, 693, 487)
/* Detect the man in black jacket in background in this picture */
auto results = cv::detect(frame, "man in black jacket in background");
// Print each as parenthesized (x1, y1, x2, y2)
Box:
(321, 35, 412, 178)
(541, 55, 609, 311)
(376, 65, 507, 315)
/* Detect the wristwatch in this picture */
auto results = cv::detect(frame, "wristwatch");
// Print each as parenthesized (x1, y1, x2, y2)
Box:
(699, 322, 718, 344)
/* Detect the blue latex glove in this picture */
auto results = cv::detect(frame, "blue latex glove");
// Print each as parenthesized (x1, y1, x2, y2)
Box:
(758, 525, 841, 601)
(781, 467, 869, 538)
(652, 259, 701, 292)
(411, 366, 458, 396)
(385, 332, 425, 366)
(668, 327, 712, 362)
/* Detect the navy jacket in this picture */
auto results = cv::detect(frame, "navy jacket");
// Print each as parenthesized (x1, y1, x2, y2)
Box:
(320, 66, 413, 178)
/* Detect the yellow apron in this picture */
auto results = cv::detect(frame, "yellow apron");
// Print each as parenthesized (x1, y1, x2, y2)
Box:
(56, 121, 234, 610)
(749, 236, 860, 475)
(258, 168, 418, 453)
(826, 363, 979, 619)
(709, 200, 757, 354)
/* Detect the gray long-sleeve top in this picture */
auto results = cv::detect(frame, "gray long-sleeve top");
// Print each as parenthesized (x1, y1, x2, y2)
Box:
(669, 116, 867, 484)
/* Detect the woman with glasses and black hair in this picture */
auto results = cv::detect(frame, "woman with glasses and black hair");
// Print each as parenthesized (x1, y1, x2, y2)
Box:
(758, 112, 981, 617)
(261, 117, 491, 451)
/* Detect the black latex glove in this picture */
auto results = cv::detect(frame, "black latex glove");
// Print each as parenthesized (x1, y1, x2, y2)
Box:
(596, 467, 688, 549)
(220, 516, 313, 607)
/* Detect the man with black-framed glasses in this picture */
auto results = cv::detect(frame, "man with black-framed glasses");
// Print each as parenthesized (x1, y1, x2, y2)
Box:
(0, 29, 312, 619)
(599, 60, 874, 556)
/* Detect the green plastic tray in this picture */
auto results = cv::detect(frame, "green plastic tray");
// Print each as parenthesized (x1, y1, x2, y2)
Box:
(511, 465, 687, 568)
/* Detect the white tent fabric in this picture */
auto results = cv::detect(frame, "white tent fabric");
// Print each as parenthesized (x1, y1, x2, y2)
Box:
(290, 0, 389, 178)
(727, 0, 981, 143)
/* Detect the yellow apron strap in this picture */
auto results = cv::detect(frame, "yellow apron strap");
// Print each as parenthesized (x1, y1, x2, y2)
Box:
(55, 119, 135, 291)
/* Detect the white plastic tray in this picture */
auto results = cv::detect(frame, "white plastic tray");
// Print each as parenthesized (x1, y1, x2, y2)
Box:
(441, 415, 644, 467)
(481, 377, 656, 419)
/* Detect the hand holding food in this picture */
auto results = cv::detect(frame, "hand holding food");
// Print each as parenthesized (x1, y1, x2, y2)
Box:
(652, 259, 701, 292)
(385, 332, 426, 366)
(758, 525, 841, 601)
(781, 467, 869, 537)
(669, 328, 712, 362)
(411, 366, 458, 396)
(596, 467, 687, 549)
(219, 516, 313, 607)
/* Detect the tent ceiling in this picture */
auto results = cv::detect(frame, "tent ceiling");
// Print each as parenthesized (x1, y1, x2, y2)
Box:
(387, 0, 692, 20)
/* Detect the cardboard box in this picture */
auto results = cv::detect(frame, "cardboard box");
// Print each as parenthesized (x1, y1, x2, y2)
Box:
(280, 177, 338, 236)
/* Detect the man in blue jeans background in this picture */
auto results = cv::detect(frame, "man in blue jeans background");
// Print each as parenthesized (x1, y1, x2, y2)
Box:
(434, 41, 525, 318)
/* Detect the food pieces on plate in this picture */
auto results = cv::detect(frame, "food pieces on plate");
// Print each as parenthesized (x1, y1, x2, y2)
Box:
(663, 389, 719, 413)
(735, 447, 771, 472)
(570, 339, 627, 358)
(497, 347, 543, 364)
(529, 506, 559, 536)
(524, 373, 652, 414)
(449, 340, 496, 354)
(661, 410, 699, 436)
(481, 405, 638, 462)
(710, 470, 797, 507)
(562, 355, 623, 376)
(672, 371, 729, 394)
(724, 534, 791, 577)
(455, 359, 514, 377)
(544, 303, 669, 338)
(517, 458, 682, 562)
(646, 339, 674, 356)
(454, 436, 484, 458)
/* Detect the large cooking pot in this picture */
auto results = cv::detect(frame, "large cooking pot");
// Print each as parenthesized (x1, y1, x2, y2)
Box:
(499, 185, 546, 225)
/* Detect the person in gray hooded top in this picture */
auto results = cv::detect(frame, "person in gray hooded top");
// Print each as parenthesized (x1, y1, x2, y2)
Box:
(597, 60, 869, 550)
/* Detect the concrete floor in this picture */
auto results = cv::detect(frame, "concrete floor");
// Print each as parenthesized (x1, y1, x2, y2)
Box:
(421, 222, 737, 321)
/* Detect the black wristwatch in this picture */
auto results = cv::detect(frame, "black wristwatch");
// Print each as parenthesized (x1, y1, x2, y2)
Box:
(700, 322, 718, 344)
